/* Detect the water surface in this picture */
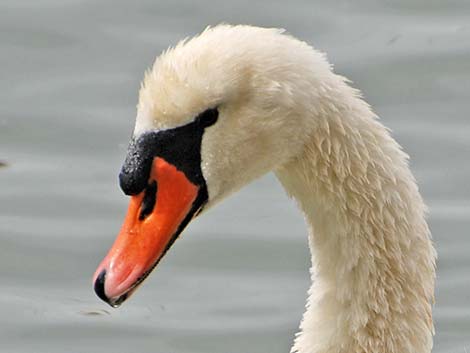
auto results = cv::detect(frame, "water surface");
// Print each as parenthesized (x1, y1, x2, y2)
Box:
(1, 1, 469, 352)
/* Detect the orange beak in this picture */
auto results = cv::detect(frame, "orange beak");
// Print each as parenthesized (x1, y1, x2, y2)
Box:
(93, 157, 199, 307)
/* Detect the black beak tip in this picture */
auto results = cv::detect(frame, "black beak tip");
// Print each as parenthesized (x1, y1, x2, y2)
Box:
(93, 269, 128, 308)
(94, 269, 110, 304)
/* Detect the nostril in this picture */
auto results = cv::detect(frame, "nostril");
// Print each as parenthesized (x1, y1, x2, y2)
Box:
(139, 181, 157, 220)
(94, 269, 109, 303)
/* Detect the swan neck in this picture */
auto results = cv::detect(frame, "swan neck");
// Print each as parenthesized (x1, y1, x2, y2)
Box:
(275, 97, 435, 353)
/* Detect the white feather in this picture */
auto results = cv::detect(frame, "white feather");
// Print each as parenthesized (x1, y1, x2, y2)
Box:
(135, 24, 436, 353)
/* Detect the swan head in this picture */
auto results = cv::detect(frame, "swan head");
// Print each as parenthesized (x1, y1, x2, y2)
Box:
(93, 24, 327, 307)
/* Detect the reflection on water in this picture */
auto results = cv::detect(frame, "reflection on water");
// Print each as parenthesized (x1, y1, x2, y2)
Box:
(1, 1, 469, 352)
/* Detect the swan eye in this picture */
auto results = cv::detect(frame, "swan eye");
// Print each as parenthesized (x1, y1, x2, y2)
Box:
(196, 108, 218, 127)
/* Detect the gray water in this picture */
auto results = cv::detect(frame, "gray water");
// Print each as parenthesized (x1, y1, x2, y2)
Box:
(1, 1, 469, 352)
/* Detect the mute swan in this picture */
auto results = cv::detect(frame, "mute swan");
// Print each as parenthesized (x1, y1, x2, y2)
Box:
(93, 25, 436, 353)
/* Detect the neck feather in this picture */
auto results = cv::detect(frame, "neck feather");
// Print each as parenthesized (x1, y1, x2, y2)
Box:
(275, 89, 436, 353)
